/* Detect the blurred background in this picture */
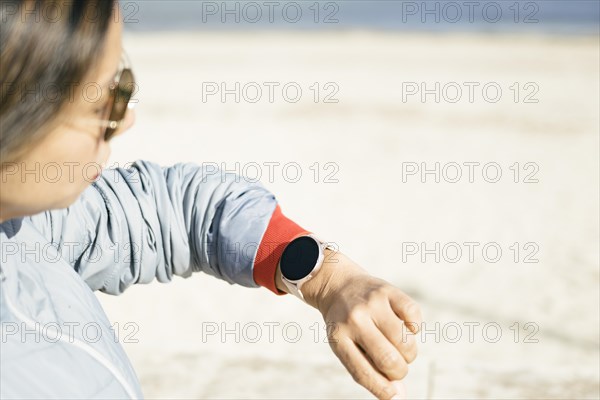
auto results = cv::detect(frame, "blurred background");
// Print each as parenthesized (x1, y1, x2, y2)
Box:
(99, 1, 599, 398)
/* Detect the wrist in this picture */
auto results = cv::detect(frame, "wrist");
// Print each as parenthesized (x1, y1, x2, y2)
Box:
(300, 248, 337, 309)
(275, 236, 338, 302)
(274, 248, 339, 307)
(299, 249, 365, 311)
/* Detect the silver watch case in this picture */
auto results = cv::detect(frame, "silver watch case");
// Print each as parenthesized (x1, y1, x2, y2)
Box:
(280, 234, 336, 302)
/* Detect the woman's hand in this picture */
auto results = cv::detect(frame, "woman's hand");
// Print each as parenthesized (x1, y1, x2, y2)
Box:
(300, 249, 423, 400)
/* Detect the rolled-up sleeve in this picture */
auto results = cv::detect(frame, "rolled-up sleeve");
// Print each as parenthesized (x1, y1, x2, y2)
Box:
(27, 159, 310, 296)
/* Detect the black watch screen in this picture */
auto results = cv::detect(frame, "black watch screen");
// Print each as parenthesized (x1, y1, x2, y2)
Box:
(280, 236, 320, 281)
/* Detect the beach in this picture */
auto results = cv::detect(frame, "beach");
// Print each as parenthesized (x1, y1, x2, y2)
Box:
(97, 30, 600, 398)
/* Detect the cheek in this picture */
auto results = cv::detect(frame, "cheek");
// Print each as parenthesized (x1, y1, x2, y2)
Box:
(46, 126, 106, 164)
(17, 128, 109, 207)
(0, 160, 92, 214)
(55, 142, 108, 187)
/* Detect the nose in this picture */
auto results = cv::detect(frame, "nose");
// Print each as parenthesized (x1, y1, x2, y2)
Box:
(113, 107, 136, 138)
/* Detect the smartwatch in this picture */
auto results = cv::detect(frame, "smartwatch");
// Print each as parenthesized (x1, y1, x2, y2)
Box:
(279, 234, 336, 302)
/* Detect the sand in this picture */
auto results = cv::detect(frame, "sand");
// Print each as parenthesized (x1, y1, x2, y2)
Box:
(97, 30, 599, 399)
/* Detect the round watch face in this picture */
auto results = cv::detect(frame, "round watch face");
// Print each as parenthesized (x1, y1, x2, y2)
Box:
(280, 236, 320, 281)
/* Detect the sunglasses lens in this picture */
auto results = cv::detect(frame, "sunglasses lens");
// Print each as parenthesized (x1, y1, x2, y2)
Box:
(104, 69, 135, 140)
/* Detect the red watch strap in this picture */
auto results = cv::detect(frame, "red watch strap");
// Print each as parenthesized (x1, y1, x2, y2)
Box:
(253, 204, 311, 295)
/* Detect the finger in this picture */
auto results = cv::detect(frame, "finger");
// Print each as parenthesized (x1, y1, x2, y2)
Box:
(332, 338, 399, 400)
(355, 321, 408, 381)
(375, 304, 418, 364)
(389, 290, 423, 333)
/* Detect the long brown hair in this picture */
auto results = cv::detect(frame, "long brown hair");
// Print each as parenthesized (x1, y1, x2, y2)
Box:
(1, 0, 116, 164)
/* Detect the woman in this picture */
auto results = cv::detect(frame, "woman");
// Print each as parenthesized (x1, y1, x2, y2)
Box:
(0, 1, 422, 399)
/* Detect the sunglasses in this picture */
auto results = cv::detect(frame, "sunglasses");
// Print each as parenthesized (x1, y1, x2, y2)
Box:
(77, 51, 136, 142)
